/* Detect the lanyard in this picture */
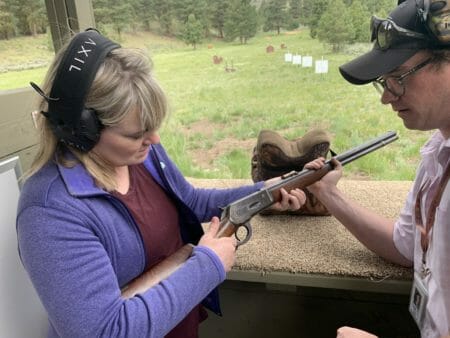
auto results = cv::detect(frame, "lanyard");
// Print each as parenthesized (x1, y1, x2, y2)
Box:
(414, 162, 450, 271)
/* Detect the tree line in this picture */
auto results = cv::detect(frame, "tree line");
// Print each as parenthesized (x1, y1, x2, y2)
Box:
(0, 0, 396, 50)
(0, 0, 47, 38)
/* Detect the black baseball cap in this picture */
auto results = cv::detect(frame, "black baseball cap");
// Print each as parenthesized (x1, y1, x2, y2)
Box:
(339, 0, 432, 85)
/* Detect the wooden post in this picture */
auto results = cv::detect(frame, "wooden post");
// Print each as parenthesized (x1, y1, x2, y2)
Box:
(44, 0, 96, 52)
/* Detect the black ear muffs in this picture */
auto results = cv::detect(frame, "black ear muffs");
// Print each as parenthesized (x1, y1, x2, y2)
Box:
(44, 108, 104, 151)
(31, 29, 120, 152)
(418, 0, 450, 45)
(427, 0, 450, 44)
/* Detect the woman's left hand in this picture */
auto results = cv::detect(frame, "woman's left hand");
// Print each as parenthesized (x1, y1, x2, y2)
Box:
(264, 176, 306, 212)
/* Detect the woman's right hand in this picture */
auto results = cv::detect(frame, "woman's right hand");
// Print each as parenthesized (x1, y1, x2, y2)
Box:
(198, 217, 237, 272)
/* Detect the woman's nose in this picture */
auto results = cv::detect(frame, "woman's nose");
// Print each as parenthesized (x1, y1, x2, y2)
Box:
(143, 132, 160, 145)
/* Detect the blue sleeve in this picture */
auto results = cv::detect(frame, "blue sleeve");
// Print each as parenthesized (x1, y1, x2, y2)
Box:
(17, 204, 225, 338)
(149, 144, 265, 222)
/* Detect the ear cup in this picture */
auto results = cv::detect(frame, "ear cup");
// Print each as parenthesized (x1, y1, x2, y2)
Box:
(51, 108, 103, 152)
(426, 0, 450, 44)
(78, 108, 103, 148)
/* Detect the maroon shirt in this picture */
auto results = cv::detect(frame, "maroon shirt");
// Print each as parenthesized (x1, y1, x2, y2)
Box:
(113, 164, 207, 338)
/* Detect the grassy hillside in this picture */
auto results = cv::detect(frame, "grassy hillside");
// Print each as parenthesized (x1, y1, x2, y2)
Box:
(0, 30, 428, 180)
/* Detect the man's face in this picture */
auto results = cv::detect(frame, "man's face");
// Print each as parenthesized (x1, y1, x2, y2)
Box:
(380, 51, 450, 138)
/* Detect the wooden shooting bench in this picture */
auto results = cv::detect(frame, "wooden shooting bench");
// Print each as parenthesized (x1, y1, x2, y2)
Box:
(189, 178, 419, 338)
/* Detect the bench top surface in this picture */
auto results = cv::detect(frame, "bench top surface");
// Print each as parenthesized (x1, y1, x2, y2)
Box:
(189, 178, 413, 291)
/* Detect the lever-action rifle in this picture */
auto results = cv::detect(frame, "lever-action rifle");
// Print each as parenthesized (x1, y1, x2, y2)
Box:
(121, 131, 398, 298)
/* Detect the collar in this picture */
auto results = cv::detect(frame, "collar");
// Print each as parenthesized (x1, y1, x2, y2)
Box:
(58, 160, 106, 197)
(420, 131, 450, 179)
(58, 146, 163, 197)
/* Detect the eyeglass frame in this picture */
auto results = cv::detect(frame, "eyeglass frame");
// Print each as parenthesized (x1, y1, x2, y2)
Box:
(372, 58, 433, 97)
(370, 15, 428, 50)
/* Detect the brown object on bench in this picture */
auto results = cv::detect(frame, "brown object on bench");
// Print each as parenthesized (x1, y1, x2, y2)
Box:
(251, 129, 331, 216)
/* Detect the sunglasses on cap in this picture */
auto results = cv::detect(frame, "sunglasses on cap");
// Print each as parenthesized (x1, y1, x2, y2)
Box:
(370, 15, 428, 50)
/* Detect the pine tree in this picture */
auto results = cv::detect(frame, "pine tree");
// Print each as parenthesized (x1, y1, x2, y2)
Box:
(239, 0, 258, 43)
(302, 0, 329, 38)
(365, 0, 396, 17)
(209, 0, 229, 38)
(135, 0, 153, 31)
(349, 0, 370, 43)
(150, 0, 174, 35)
(6, 0, 46, 35)
(286, 0, 301, 30)
(173, 0, 210, 36)
(183, 13, 203, 49)
(262, 0, 287, 34)
(289, 0, 301, 21)
(224, 0, 258, 44)
(0, 1, 14, 39)
(93, 0, 135, 38)
(316, 0, 354, 52)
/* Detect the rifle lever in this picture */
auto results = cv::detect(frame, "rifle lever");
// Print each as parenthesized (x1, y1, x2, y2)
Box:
(235, 222, 252, 247)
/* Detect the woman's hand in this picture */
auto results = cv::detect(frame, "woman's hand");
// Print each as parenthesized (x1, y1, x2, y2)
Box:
(198, 217, 237, 272)
(263, 177, 307, 212)
(336, 326, 378, 338)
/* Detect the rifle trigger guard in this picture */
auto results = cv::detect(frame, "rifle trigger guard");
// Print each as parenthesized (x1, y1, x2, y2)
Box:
(235, 222, 252, 247)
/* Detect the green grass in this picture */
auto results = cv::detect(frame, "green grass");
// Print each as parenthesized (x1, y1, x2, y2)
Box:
(0, 30, 429, 180)
(0, 67, 47, 89)
(0, 33, 54, 66)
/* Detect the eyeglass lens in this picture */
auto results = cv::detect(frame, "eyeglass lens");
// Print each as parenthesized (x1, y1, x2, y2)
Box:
(370, 17, 378, 42)
(376, 78, 404, 97)
(373, 58, 432, 97)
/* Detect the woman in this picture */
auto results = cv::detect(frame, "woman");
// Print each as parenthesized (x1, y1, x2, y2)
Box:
(17, 30, 305, 337)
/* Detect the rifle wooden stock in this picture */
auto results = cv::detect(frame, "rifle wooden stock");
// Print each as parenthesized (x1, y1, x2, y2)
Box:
(121, 244, 195, 298)
(121, 131, 398, 298)
(121, 217, 241, 299)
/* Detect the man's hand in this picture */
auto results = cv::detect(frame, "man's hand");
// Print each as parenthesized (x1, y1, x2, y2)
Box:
(264, 177, 306, 212)
(304, 157, 342, 195)
(336, 326, 378, 338)
(198, 217, 237, 272)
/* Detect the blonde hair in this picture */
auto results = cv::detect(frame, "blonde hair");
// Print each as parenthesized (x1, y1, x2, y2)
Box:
(26, 42, 168, 191)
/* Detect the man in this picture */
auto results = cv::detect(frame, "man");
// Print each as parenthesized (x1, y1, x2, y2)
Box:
(305, 0, 450, 337)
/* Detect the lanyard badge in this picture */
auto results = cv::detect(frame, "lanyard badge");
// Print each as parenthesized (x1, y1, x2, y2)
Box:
(409, 162, 450, 328)
(409, 272, 429, 327)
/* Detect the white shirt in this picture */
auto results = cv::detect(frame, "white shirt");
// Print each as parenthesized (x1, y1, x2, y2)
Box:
(394, 131, 450, 338)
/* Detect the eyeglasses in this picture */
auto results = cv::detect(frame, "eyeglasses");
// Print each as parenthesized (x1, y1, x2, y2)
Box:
(372, 58, 433, 97)
(370, 16, 428, 50)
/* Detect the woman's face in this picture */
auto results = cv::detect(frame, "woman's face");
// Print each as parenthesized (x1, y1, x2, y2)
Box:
(92, 109, 160, 168)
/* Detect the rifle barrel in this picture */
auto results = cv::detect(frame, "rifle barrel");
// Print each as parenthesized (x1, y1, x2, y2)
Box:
(267, 131, 398, 193)
(336, 131, 398, 166)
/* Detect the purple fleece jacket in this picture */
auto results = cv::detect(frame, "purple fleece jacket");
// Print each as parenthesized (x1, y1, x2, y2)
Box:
(17, 143, 263, 337)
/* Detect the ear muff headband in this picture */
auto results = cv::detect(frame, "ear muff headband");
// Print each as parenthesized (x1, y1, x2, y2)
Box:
(44, 29, 120, 151)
